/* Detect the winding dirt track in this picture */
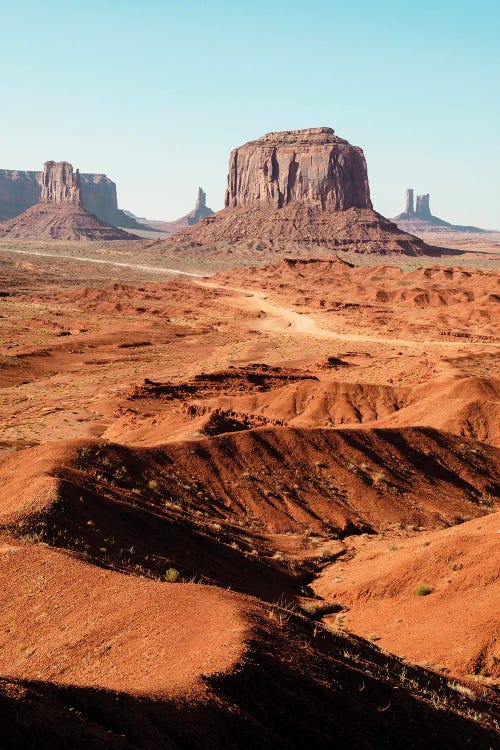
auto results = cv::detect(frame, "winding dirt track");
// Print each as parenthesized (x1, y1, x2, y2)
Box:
(198, 281, 499, 349)
(1, 246, 497, 349)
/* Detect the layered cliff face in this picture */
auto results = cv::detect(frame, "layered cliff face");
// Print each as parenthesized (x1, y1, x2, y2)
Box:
(0, 161, 137, 241)
(173, 127, 448, 256)
(0, 168, 143, 230)
(0, 170, 41, 220)
(40, 161, 82, 205)
(225, 127, 372, 211)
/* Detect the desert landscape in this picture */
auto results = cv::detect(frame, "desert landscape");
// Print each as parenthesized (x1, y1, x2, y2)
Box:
(0, 118, 498, 749)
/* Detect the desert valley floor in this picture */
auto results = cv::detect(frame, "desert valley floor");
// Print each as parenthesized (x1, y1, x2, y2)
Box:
(0, 236, 499, 748)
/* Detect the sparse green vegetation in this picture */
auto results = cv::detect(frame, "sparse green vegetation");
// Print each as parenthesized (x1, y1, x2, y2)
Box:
(164, 567, 180, 583)
(415, 583, 433, 596)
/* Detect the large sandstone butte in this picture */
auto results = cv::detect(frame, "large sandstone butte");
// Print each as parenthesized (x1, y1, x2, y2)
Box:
(172, 128, 454, 256)
(0, 166, 144, 230)
(0, 161, 137, 241)
(225, 127, 371, 211)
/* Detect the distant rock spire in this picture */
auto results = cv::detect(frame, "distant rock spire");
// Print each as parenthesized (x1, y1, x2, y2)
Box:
(405, 188, 414, 216)
(195, 186, 207, 211)
(416, 193, 431, 219)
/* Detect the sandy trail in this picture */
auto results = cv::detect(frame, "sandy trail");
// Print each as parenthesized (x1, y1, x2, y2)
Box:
(0, 246, 205, 278)
(198, 281, 498, 349)
(1, 246, 497, 349)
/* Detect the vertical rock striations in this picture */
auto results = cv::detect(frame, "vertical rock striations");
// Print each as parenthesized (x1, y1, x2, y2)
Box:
(172, 127, 448, 255)
(0, 170, 41, 220)
(40, 161, 82, 206)
(415, 193, 431, 219)
(0, 161, 137, 241)
(225, 127, 372, 211)
(0, 167, 143, 229)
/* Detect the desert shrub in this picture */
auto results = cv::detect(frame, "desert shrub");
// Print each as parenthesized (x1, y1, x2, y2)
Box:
(165, 567, 180, 583)
(415, 583, 432, 596)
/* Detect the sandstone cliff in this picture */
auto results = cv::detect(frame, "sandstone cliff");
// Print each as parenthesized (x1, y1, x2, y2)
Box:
(40, 161, 82, 205)
(0, 161, 137, 241)
(0, 168, 143, 230)
(0, 170, 40, 220)
(171, 128, 450, 256)
(225, 127, 371, 211)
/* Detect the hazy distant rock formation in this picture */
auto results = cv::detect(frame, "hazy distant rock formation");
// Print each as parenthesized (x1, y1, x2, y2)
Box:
(172, 128, 450, 256)
(394, 189, 484, 233)
(225, 127, 372, 211)
(127, 187, 214, 234)
(0, 161, 137, 241)
(0, 167, 143, 230)
(188, 187, 214, 225)
(0, 170, 40, 220)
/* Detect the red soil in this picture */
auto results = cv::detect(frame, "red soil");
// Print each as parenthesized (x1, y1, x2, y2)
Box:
(314, 510, 500, 678)
(0, 246, 499, 746)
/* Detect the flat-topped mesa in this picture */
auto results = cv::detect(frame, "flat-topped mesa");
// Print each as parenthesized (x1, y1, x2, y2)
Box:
(40, 161, 82, 206)
(225, 127, 372, 211)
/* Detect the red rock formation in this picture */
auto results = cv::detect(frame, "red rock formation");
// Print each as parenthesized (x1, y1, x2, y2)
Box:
(0, 167, 143, 229)
(170, 128, 454, 256)
(40, 161, 82, 206)
(0, 170, 40, 220)
(225, 127, 371, 211)
(188, 187, 214, 225)
(415, 193, 431, 219)
(0, 160, 137, 241)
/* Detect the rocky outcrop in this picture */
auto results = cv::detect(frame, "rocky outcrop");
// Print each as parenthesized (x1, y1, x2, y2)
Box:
(415, 193, 431, 219)
(393, 189, 484, 233)
(188, 187, 214, 225)
(225, 127, 372, 211)
(405, 189, 414, 216)
(169, 128, 453, 256)
(0, 167, 144, 230)
(0, 160, 137, 241)
(40, 161, 82, 205)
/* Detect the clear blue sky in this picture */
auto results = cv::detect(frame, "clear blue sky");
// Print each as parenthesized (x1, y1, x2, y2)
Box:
(1, 0, 498, 227)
